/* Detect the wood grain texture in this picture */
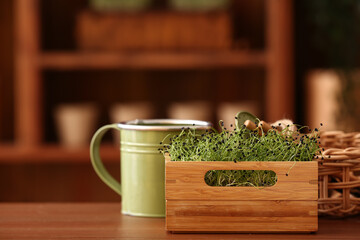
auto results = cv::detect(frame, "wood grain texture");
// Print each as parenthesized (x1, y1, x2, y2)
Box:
(166, 159, 318, 201)
(165, 157, 318, 232)
(166, 200, 317, 232)
(0, 203, 358, 239)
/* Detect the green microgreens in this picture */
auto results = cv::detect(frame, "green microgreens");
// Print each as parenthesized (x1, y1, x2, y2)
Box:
(204, 169, 277, 188)
(160, 120, 322, 187)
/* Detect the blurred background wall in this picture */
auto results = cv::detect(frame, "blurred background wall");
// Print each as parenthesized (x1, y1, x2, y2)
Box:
(0, 0, 359, 201)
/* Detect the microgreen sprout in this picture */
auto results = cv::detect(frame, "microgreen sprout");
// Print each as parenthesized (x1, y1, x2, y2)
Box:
(160, 121, 322, 187)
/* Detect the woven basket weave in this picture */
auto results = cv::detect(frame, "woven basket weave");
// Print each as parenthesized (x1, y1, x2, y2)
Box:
(318, 131, 360, 217)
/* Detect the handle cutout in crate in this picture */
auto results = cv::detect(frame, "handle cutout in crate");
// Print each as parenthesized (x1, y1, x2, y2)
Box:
(204, 170, 277, 187)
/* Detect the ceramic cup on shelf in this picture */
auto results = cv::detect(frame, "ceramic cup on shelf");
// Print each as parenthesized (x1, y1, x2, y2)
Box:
(90, 119, 212, 217)
(167, 101, 212, 121)
(217, 101, 260, 129)
(109, 102, 155, 145)
(306, 70, 341, 131)
(54, 103, 99, 149)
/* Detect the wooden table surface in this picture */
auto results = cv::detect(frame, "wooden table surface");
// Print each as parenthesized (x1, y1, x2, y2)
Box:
(0, 203, 359, 239)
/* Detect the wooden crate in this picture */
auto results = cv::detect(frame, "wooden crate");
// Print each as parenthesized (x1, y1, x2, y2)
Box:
(76, 10, 232, 51)
(165, 156, 318, 233)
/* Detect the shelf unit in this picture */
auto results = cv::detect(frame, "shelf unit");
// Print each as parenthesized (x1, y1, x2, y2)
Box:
(0, 144, 119, 163)
(40, 51, 267, 69)
(4, 0, 294, 163)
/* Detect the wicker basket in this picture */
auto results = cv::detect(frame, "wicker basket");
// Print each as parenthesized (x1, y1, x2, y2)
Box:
(318, 131, 360, 217)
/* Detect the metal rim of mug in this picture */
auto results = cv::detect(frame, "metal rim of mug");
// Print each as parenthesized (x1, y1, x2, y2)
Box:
(117, 119, 212, 131)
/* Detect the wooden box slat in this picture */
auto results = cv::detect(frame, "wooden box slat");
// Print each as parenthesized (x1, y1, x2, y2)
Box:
(167, 200, 317, 232)
(165, 156, 318, 232)
(166, 158, 318, 201)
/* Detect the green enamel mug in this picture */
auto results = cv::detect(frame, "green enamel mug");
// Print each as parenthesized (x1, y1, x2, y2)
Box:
(90, 119, 212, 217)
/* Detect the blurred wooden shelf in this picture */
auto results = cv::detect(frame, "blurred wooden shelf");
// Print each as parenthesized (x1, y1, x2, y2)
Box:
(0, 144, 119, 163)
(40, 51, 267, 70)
(13, 0, 294, 163)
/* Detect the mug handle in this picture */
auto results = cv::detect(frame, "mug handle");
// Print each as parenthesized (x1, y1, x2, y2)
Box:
(90, 124, 121, 195)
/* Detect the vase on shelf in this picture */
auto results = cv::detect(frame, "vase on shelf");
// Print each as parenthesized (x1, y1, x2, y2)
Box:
(167, 101, 212, 121)
(109, 101, 155, 145)
(54, 103, 99, 149)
